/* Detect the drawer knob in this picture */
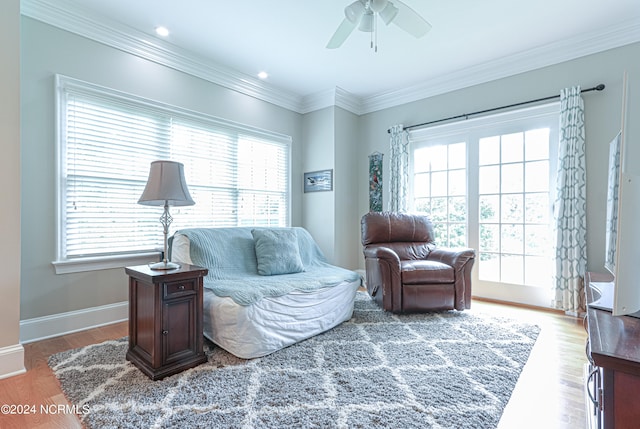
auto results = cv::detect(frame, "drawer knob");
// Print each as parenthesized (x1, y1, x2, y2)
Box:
(178, 285, 185, 290)
(162, 330, 169, 335)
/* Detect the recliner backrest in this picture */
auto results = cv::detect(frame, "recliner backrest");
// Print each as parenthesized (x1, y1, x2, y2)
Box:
(361, 212, 436, 245)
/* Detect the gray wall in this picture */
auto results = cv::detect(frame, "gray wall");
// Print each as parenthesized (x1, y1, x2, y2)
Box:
(302, 107, 336, 262)
(20, 17, 303, 320)
(357, 42, 640, 274)
(0, 0, 22, 371)
(301, 106, 361, 269)
(334, 107, 361, 270)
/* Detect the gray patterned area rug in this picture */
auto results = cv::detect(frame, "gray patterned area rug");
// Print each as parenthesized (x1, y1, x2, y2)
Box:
(49, 293, 540, 429)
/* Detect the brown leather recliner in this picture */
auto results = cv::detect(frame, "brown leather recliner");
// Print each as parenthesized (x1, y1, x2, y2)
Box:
(361, 212, 475, 313)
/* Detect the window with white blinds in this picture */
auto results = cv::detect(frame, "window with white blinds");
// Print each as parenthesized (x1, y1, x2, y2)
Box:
(54, 75, 291, 273)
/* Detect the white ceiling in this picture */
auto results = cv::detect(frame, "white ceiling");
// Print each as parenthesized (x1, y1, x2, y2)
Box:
(23, 0, 640, 111)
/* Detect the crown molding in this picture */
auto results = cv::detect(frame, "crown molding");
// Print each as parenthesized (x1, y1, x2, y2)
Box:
(21, 0, 305, 113)
(360, 18, 640, 114)
(299, 88, 338, 114)
(335, 87, 365, 115)
(21, 0, 640, 116)
(300, 87, 364, 115)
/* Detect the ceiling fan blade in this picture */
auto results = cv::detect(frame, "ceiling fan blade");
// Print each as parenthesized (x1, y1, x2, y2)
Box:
(326, 18, 357, 49)
(390, 0, 432, 38)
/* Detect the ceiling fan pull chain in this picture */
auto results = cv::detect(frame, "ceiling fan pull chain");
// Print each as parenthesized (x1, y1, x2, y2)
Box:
(370, 18, 374, 50)
(375, 14, 378, 52)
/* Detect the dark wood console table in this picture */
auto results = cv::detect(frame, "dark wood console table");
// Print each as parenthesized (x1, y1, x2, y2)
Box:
(585, 271, 640, 429)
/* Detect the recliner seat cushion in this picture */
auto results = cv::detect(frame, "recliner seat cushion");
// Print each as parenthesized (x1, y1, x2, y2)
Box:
(401, 260, 454, 284)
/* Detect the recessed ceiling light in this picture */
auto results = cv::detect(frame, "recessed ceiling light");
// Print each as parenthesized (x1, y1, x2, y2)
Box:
(155, 26, 170, 37)
(257, 71, 268, 80)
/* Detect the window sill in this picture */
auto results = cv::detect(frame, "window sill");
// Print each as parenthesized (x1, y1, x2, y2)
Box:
(52, 252, 161, 274)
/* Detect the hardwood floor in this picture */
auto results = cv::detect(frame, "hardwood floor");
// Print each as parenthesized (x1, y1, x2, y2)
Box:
(0, 300, 587, 428)
(475, 299, 589, 429)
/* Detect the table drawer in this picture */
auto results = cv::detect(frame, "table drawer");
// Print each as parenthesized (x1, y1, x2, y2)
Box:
(163, 279, 196, 298)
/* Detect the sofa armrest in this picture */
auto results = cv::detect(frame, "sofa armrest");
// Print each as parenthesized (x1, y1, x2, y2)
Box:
(428, 247, 475, 272)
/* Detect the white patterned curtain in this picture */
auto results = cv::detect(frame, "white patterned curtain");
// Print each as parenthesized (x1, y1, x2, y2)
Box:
(553, 86, 587, 315)
(389, 124, 409, 212)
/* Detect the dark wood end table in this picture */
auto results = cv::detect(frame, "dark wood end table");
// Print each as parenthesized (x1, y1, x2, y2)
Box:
(125, 263, 208, 380)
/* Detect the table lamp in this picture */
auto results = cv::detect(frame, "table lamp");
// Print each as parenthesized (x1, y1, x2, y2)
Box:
(138, 160, 195, 270)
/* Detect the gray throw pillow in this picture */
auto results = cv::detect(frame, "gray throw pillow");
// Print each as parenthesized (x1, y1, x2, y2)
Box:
(252, 229, 305, 276)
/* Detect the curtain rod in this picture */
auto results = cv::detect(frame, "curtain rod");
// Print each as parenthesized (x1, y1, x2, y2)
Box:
(387, 84, 605, 133)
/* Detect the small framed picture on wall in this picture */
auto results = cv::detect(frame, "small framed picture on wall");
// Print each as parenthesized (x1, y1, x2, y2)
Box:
(304, 169, 333, 192)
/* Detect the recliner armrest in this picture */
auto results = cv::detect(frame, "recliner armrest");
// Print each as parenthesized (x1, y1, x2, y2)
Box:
(363, 245, 402, 311)
(363, 246, 401, 264)
(428, 247, 475, 272)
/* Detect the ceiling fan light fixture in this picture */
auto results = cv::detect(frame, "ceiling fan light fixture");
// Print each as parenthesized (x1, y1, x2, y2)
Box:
(328, 0, 431, 51)
(344, 1, 366, 23)
(379, 2, 399, 25)
(358, 11, 374, 32)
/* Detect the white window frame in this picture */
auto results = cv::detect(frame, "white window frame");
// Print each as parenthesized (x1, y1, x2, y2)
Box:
(409, 102, 559, 306)
(53, 75, 292, 274)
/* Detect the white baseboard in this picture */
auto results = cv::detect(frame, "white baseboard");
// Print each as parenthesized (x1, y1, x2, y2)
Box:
(20, 301, 128, 344)
(0, 344, 26, 380)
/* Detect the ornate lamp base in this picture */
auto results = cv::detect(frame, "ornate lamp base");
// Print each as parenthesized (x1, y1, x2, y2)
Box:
(149, 202, 180, 271)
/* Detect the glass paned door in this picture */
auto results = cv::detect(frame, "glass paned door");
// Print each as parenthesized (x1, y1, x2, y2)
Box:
(478, 128, 553, 288)
(409, 103, 559, 307)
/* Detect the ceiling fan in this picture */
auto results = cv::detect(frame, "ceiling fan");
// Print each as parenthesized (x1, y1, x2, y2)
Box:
(326, 0, 432, 51)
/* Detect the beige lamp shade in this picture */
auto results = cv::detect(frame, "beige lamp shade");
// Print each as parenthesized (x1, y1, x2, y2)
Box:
(138, 160, 195, 207)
